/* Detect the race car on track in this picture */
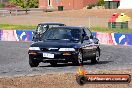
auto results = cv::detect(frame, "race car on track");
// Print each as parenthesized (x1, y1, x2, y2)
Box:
(32, 22, 66, 42)
(28, 26, 100, 67)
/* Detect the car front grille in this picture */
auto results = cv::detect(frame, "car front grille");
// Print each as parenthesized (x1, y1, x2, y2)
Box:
(40, 48, 59, 51)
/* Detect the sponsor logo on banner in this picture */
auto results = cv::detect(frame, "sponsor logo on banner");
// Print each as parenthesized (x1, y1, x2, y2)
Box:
(111, 33, 132, 45)
(96, 32, 114, 45)
(1, 30, 16, 41)
(14, 30, 33, 41)
(76, 66, 131, 85)
(126, 34, 132, 45)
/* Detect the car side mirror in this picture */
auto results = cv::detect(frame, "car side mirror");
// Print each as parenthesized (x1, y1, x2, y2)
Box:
(90, 35, 93, 39)
(84, 36, 89, 40)
(93, 38, 99, 44)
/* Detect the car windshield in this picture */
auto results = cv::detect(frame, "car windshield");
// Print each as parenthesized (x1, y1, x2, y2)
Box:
(42, 28, 81, 41)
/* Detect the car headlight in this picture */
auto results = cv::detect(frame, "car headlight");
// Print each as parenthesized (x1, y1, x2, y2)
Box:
(59, 48, 75, 51)
(29, 47, 40, 50)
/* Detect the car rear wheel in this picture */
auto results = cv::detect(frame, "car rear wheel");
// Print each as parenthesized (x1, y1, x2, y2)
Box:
(91, 50, 100, 64)
(50, 61, 57, 66)
(72, 52, 83, 65)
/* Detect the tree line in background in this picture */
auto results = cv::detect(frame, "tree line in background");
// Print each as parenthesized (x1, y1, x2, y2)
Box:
(1, 0, 104, 9)
(9, 0, 38, 8)
(87, 0, 105, 9)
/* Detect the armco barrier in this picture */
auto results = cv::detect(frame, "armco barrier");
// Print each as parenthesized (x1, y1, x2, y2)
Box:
(0, 29, 132, 46)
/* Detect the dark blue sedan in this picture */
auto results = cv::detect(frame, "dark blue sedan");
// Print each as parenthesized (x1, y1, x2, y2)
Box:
(28, 26, 100, 67)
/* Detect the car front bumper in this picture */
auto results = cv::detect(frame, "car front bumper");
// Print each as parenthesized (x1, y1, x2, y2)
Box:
(28, 51, 79, 62)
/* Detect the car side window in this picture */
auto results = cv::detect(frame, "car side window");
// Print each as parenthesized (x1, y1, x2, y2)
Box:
(83, 27, 93, 39)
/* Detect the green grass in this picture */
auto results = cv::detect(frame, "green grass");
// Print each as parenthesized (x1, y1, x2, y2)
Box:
(0, 24, 36, 30)
(0, 24, 132, 33)
(91, 27, 132, 33)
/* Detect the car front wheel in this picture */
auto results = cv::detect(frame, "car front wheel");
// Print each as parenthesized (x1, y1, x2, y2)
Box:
(91, 50, 100, 64)
(72, 52, 83, 65)
(29, 56, 40, 67)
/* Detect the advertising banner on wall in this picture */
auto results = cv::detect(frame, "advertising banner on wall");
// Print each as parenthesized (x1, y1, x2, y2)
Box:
(1, 30, 33, 42)
(96, 32, 132, 46)
(14, 30, 33, 41)
(111, 33, 132, 45)
(92, 32, 96, 38)
(1, 30, 16, 41)
(0, 30, 1, 41)
(126, 34, 132, 45)
(96, 32, 114, 45)
(0, 29, 132, 46)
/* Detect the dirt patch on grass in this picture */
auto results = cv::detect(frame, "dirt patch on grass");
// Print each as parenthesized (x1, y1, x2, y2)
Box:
(0, 9, 132, 28)
(0, 69, 132, 88)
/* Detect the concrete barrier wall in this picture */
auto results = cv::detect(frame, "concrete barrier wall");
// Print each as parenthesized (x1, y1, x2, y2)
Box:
(0, 30, 1, 41)
(0, 30, 33, 42)
(0, 30, 132, 46)
(95, 32, 132, 46)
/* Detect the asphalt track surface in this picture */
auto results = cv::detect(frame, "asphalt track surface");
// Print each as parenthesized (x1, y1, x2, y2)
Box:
(0, 41, 132, 77)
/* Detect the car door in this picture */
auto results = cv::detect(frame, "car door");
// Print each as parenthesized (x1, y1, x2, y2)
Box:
(82, 27, 95, 59)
